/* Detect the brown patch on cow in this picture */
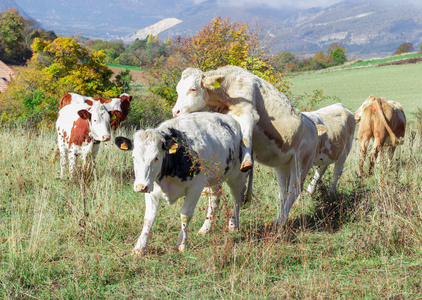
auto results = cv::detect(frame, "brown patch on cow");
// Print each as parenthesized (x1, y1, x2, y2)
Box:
(119, 95, 132, 121)
(93, 97, 112, 104)
(69, 118, 92, 147)
(110, 110, 123, 130)
(85, 99, 93, 106)
(371, 104, 377, 114)
(59, 93, 72, 110)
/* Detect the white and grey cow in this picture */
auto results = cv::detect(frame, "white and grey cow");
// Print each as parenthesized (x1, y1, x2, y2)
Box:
(56, 101, 111, 177)
(115, 112, 251, 255)
(303, 103, 356, 195)
(173, 65, 324, 224)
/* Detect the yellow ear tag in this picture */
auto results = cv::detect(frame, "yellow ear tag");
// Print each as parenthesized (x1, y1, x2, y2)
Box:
(169, 143, 179, 154)
(316, 125, 327, 136)
(120, 142, 129, 150)
(214, 81, 221, 88)
(111, 115, 117, 120)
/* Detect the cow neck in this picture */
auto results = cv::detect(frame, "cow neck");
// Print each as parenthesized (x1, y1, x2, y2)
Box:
(206, 89, 230, 114)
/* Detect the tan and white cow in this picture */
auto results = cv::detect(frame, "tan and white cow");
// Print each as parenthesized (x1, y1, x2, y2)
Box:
(354, 95, 406, 176)
(56, 101, 111, 178)
(173, 65, 323, 224)
(59, 92, 132, 130)
(303, 103, 356, 194)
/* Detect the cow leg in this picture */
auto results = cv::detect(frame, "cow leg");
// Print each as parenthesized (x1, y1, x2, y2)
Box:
(68, 148, 77, 177)
(230, 109, 259, 172)
(176, 185, 204, 252)
(306, 165, 328, 195)
(358, 139, 370, 177)
(369, 140, 382, 175)
(197, 186, 221, 236)
(58, 145, 67, 178)
(226, 171, 248, 231)
(132, 188, 162, 256)
(273, 167, 291, 224)
(329, 151, 349, 194)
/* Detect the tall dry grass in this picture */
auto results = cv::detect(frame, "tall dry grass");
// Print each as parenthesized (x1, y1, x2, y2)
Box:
(1, 120, 422, 298)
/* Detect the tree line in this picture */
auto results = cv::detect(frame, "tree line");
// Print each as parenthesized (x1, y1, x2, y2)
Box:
(1, 8, 419, 129)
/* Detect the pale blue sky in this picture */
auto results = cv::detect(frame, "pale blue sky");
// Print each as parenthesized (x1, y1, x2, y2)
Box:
(207, 0, 422, 9)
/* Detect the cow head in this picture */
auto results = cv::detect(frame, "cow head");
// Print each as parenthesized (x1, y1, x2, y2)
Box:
(172, 68, 225, 117)
(115, 130, 167, 193)
(80, 102, 111, 142)
(109, 110, 123, 130)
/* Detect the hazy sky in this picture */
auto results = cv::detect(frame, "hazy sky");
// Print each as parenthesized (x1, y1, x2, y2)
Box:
(215, 0, 343, 9)
(208, 0, 422, 9)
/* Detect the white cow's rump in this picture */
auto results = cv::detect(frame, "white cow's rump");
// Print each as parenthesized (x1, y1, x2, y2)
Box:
(115, 112, 251, 255)
(354, 95, 406, 176)
(303, 103, 356, 194)
(56, 101, 111, 177)
(172, 65, 323, 224)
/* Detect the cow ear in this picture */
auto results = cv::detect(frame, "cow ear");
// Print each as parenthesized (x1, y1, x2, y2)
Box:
(78, 109, 91, 120)
(316, 125, 327, 136)
(202, 75, 225, 90)
(115, 136, 133, 151)
(110, 110, 122, 120)
(162, 138, 179, 154)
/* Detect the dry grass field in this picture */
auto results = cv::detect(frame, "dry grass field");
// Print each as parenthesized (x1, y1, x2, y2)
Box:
(1, 119, 422, 298)
(1, 61, 422, 298)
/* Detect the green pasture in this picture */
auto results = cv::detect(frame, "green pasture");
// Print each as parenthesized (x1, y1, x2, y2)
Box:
(288, 62, 422, 117)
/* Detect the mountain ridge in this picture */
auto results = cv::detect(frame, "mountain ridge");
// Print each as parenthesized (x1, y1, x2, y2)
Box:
(3, 0, 422, 57)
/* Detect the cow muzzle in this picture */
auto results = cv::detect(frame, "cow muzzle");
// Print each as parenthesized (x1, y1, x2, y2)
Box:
(135, 184, 149, 193)
(102, 134, 111, 141)
(173, 110, 181, 118)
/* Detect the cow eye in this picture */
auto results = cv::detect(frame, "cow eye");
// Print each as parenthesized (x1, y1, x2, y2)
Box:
(153, 157, 159, 162)
(189, 88, 196, 93)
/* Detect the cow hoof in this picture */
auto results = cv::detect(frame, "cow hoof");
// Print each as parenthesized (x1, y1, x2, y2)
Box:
(131, 248, 144, 256)
(240, 161, 253, 172)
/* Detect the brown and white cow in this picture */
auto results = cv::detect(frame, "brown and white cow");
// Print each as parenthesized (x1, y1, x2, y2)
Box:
(59, 92, 132, 130)
(56, 101, 112, 177)
(172, 65, 324, 224)
(354, 95, 406, 176)
(303, 103, 356, 194)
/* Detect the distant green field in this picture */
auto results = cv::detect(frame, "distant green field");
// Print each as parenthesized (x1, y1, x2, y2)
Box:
(106, 63, 141, 71)
(288, 62, 422, 118)
(349, 53, 422, 67)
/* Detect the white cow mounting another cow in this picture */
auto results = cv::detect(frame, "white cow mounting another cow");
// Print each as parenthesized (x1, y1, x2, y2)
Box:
(173, 65, 324, 224)
(354, 95, 406, 176)
(115, 112, 251, 255)
(55, 101, 112, 177)
(303, 103, 356, 195)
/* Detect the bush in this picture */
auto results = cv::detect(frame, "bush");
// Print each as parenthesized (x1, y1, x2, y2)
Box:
(124, 86, 172, 129)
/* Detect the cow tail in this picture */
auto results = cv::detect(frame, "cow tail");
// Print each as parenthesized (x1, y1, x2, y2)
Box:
(375, 98, 400, 146)
(49, 144, 59, 164)
(242, 166, 254, 207)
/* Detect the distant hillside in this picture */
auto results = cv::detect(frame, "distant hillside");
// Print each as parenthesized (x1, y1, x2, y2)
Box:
(5, 0, 422, 57)
(0, 0, 30, 18)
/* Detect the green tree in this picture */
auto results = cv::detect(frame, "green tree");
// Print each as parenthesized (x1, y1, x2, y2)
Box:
(0, 8, 31, 63)
(327, 42, 347, 66)
(154, 16, 286, 104)
(31, 36, 119, 96)
(394, 43, 414, 55)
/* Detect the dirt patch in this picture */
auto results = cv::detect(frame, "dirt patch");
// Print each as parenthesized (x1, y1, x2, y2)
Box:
(108, 66, 150, 85)
(379, 57, 422, 66)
